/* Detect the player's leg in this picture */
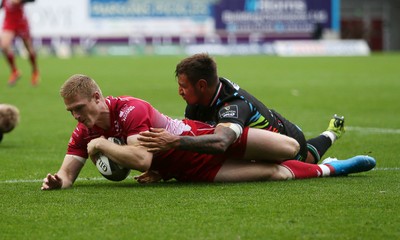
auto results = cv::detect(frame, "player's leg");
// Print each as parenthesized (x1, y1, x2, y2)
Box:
(281, 155, 375, 178)
(213, 158, 293, 182)
(1, 31, 20, 85)
(306, 114, 345, 163)
(214, 158, 332, 182)
(213, 155, 376, 182)
(21, 31, 40, 86)
(242, 128, 300, 162)
(214, 158, 329, 182)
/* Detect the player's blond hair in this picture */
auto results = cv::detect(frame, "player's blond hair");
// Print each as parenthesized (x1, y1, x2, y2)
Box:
(60, 74, 103, 100)
(0, 104, 20, 133)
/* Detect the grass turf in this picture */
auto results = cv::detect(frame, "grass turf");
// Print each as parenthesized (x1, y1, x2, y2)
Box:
(0, 54, 399, 239)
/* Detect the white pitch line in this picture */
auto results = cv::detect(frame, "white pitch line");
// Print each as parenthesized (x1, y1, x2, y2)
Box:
(373, 168, 400, 171)
(166, 119, 400, 135)
(1, 168, 399, 184)
(2, 126, 399, 185)
(346, 126, 400, 134)
(303, 126, 400, 136)
(1, 177, 107, 184)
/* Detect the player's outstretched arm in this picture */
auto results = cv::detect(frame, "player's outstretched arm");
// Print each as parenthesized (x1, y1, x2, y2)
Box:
(41, 155, 84, 190)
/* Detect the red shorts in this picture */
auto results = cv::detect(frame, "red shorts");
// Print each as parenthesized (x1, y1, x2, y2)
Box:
(151, 119, 249, 182)
(2, 19, 31, 39)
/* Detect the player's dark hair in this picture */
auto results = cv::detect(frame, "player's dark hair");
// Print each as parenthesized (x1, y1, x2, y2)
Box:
(175, 53, 218, 87)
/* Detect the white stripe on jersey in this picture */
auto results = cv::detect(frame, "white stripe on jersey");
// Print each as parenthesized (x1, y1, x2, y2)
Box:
(164, 117, 192, 135)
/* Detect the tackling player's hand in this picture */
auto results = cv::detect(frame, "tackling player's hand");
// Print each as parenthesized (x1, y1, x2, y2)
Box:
(134, 170, 162, 183)
(138, 128, 179, 152)
(41, 173, 63, 190)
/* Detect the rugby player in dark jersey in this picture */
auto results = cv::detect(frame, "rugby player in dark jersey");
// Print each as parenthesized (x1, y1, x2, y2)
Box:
(138, 53, 345, 164)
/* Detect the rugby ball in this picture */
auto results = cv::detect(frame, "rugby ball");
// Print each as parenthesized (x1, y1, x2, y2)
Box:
(95, 137, 131, 181)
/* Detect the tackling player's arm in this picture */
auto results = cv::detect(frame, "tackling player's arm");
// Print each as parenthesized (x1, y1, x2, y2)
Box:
(138, 123, 240, 154)
(87, 135, 153, 172)
(177, 122, 240, 153)
(41, 154, 85, 190)
(138, 100, 249, 154)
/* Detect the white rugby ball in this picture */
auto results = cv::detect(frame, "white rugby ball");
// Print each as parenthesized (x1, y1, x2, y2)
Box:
(95, 137, 131, 181)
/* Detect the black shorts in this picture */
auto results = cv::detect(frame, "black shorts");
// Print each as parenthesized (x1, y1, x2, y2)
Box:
(272, 111, 308, 161)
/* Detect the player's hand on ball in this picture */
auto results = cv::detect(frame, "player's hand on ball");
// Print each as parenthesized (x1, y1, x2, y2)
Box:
(93, 137, 130, 181)
(41, 173, 63, 190)
(134, 170, 162, 184)
(87, 136, 107, 158)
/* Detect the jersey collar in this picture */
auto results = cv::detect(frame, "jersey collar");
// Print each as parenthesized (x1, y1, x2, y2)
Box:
(208, 82, 222, 107)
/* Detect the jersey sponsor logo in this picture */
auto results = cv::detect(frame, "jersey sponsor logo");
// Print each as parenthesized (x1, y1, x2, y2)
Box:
(219, 105, 239, 119)
(119, 105, 135, 122)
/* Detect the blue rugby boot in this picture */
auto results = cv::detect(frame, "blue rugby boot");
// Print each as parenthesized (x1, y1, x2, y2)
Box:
(322, 155, 376, 176)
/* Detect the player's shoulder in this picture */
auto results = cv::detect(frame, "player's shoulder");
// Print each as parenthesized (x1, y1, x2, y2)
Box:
(220, 77, 240, 90)
(107, 96, 154, 119)
(71, 122, 89, 139)
(107, 96, 151, 108)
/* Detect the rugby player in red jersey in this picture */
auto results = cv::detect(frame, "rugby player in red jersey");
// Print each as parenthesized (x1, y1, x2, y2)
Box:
(41, 74, 375, 190)
(1, 0, 39, 86)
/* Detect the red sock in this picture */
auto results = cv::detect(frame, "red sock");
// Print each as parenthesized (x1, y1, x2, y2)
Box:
(28, 52, 38, 72)
(281, 160, 334, 179)
(6, 52, 17, 72)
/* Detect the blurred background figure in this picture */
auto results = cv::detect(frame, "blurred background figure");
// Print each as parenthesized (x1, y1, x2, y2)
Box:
(312, 22, 324, 40)
(1, 0, 39, 86)
(0, 103, 20, 143)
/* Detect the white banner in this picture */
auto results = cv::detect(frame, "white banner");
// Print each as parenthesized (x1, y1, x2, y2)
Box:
(274, 40, 370, 56)
(6, 0, 215, 37)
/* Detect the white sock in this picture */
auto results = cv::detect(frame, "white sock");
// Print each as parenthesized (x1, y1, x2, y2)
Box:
(318, 164, 332, 177)
(322, 131, 336, 144)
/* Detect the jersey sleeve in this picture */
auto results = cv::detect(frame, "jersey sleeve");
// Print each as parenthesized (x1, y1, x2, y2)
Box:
(119, 100, 157, 136)
(66, 125, 90, 159)
(217, 99, 251, 128)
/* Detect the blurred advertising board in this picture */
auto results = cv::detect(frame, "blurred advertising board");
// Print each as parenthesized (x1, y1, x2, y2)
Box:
(22, 0, 215, 37)
(0, 0, 348, 56)
(214, 0, 340, 38)
(18, 0, 338, 39)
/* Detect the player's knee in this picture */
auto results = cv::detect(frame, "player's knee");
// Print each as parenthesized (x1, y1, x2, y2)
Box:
(286, 138, 300, 159)
(269, 165, 292, 180)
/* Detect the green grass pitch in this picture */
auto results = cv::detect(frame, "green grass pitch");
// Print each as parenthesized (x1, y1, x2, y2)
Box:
(1, 54, 399, 239)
